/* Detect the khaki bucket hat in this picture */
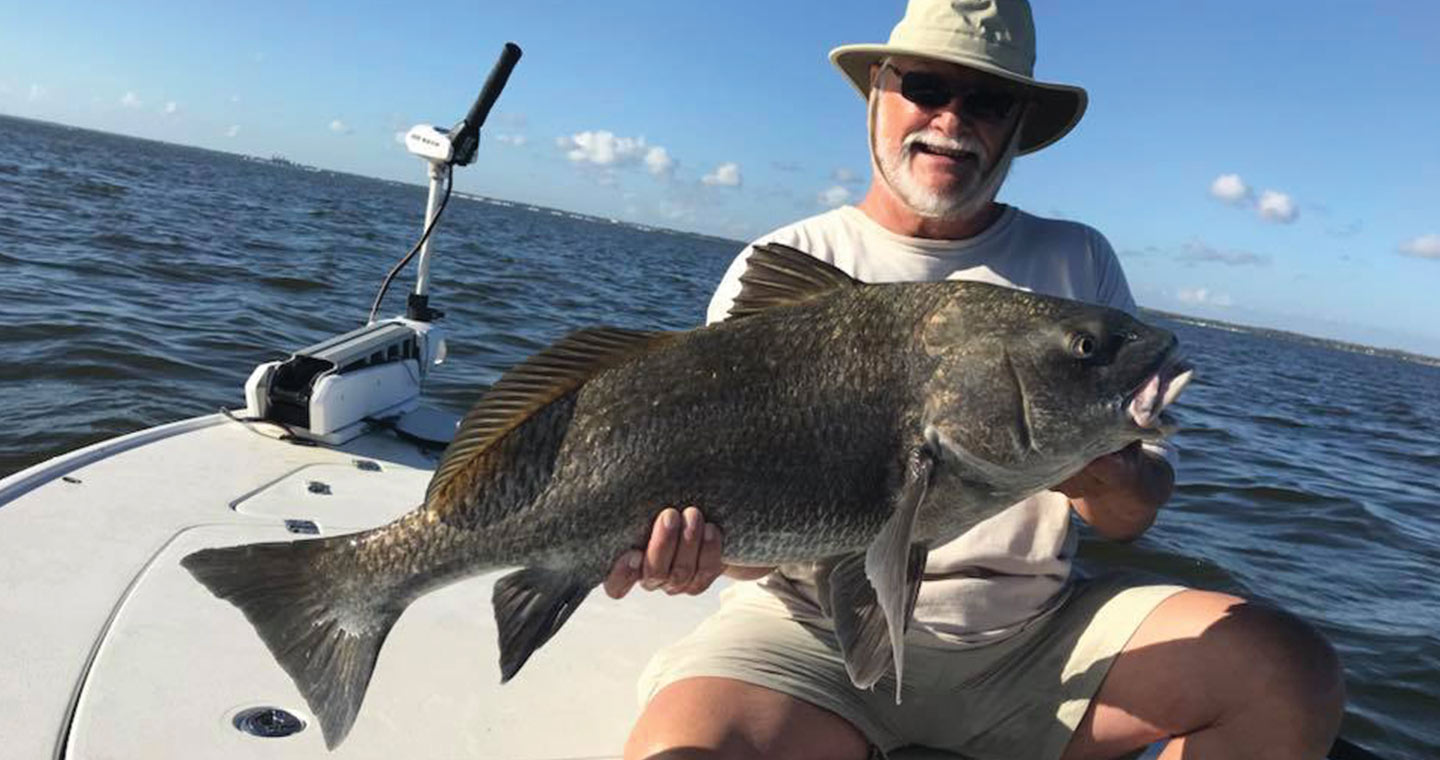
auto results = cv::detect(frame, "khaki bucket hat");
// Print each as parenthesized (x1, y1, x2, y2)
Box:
(830, 0, 1087, 154)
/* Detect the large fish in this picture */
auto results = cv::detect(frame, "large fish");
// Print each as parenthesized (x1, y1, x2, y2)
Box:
(183, 243, 1192, 748)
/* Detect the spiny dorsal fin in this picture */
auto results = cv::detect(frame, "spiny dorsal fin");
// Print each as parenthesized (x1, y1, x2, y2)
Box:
(425, 326, 670, 507)
(728, 243, 860, 320)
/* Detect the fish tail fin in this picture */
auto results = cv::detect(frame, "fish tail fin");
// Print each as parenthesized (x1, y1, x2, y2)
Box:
(493, 567, 593, 682)
(181, 537, 403, 750)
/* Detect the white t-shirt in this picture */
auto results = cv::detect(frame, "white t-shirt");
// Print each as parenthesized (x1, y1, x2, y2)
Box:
(709, 204, 1155, 646)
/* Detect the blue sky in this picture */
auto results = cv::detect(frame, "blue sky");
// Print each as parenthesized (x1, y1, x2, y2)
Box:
(2, 1, 1438, 354)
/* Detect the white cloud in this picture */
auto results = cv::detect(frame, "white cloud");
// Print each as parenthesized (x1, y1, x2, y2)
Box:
(1177, 287, 1233, 307)
(230, 94, 241, 104)
(162, 101, 177, 115)
(558, 131, 677, 184)
(1399, 233, 1440, 260)
(1209, 173, 1250, 205)
(1257, 190, 1299, 223)
(120, 91, 141, 108)
(818, 185, 851, 207)
(495, 133, 528, 147)
(644, 146, 674, 177)
(1211, 173, 1300, 224)
(394, 130, 407, 145)
(701, 162, 742, 187)
(329, 119, 352, 134)
(832, 167, 861, 184)
(561, 130, 651, 166)
(224, 124, 240, 138)
(28, 83, 46, 101)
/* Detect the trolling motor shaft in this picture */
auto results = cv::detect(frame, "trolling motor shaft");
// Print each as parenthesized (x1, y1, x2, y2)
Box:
(403, 42, 524, 322)
(245, 43, 523, 444)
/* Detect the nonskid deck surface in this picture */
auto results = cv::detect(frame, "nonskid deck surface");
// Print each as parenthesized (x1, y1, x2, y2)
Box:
(0, 413, 720, 759)
(0, 418, 1341, 760)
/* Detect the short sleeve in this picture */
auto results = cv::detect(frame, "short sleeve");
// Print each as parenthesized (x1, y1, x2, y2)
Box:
(1088, 228, 1137, 315)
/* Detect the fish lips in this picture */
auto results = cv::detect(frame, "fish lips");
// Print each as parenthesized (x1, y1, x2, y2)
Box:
(1125, 351, 1194, 434)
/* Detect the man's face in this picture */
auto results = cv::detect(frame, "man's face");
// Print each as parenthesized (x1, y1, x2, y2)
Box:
(870, 57, 1024, 219)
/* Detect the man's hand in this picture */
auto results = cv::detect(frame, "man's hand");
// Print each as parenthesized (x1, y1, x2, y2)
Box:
(1058, 442, 1174, 541)
(604, 506, 729, 599)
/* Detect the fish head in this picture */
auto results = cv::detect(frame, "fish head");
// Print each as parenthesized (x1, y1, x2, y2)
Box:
(920, 283, 1193, 490)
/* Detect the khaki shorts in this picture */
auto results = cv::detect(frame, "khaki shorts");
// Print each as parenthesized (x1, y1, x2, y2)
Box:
(638, 575, 1185, 760)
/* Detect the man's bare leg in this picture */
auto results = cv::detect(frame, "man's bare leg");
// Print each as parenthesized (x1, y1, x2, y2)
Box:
(1062, 590, 1345, 760)
(625, 676, 871, 760)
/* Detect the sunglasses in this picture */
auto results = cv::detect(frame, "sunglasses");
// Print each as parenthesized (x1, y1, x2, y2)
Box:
(882, 64, 1021, 123)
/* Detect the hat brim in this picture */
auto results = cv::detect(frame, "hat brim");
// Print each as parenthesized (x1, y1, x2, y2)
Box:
(830, 44, 1087, 155)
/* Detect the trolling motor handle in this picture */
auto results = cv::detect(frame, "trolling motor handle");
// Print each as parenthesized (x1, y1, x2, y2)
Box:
(450, 42, 523, 167)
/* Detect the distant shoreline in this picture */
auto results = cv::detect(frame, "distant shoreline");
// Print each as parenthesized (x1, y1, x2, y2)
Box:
(1143, 308, 1440, 368)
(3, 112, 1436, 366)
(0, 112, 743, 249)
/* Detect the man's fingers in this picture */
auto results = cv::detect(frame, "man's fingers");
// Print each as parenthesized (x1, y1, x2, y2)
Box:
(684, 523, 726, 595)
(603, 550, 643, 599)
(642, 508, 682, 590)
(664, 507, 705, 594)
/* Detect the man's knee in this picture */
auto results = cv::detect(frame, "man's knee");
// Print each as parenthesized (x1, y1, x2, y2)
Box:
(1209, 599, 1346, 742)
(624, 677, 870, 760)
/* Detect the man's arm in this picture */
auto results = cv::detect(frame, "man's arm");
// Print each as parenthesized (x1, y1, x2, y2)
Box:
(1057, 441, 1174, 542)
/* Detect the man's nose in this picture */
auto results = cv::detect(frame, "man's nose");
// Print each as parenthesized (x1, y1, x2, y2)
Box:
(927, 106, 969, 137)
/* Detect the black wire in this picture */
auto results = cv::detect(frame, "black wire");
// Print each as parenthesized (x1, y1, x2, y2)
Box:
(363, 415, 452, 452)
(218, 406, 316, 446)
(367, 170, 455, 324)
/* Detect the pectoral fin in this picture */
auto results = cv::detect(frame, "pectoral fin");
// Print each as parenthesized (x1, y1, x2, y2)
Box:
(830, 448, 934, 699)
(827, 545, 927, 693)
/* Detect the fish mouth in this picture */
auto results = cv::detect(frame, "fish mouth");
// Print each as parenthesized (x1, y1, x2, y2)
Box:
(1125, 350, 1194, 432)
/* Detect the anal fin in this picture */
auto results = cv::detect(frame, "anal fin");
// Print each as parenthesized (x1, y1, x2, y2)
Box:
(492, 567, 592, 682)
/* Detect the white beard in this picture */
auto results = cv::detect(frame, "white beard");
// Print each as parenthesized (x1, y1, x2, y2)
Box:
(871, 96, 1021, 222)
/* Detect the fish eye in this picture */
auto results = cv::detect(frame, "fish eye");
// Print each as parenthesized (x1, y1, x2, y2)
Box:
(1067, 331, 1097, 359)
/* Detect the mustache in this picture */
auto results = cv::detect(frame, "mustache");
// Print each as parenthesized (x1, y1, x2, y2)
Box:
(902, 132, 990, 164)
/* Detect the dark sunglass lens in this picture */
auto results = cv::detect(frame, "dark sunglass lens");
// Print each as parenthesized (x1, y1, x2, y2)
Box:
(899, 71, 954, 109)
(964, 89, 1017, 122)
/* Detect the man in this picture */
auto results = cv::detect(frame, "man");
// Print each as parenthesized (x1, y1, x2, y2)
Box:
(606, 1, 1344, 758)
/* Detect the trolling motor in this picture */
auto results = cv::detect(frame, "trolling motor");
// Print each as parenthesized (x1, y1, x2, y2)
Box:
(400, 41, 523, 323)
(243, 43, 523, 444)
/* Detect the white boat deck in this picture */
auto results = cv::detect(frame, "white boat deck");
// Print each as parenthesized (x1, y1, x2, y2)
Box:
(0, 411, 723, 759)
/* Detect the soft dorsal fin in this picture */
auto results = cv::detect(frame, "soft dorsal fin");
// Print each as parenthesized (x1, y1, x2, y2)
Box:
(727, 243, 860, 320)
(425, 326, 669, 507)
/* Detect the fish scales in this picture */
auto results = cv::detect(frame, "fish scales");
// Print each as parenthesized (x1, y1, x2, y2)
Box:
(181, 243, 1192, 749)
(382, 283, 943, 585)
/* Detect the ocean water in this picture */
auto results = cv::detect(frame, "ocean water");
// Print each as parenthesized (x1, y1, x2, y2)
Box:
(1, 115, 1436, 759)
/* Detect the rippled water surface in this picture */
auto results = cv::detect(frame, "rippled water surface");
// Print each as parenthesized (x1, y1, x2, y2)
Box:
(2, 115, 1436, 758)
